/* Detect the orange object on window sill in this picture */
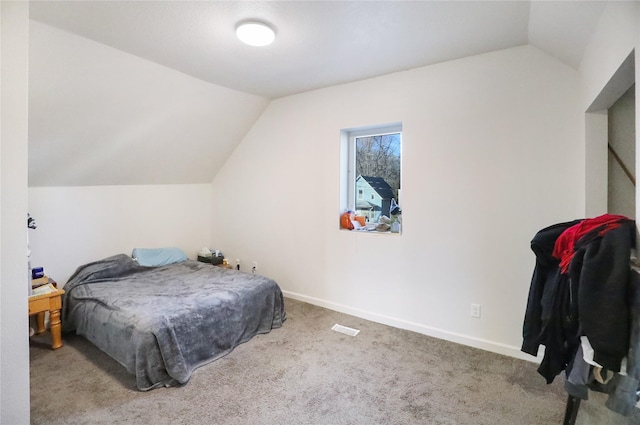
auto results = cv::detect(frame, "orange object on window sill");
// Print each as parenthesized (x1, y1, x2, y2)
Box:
(340, 211, 354, 230)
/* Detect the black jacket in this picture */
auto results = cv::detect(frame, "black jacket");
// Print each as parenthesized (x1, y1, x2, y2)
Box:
(569, 220, 635, 371)
(522, 220, 581, 383)
(522, 218, 635, 383)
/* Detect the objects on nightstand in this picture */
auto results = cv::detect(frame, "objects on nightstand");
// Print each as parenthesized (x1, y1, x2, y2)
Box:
(32, 266, 44, 279)
(32, 275, 57, 289)
(218, 258, 233, 270)
(27, 213, 37, 297)
(27, 213, 37, 341)
(31, 282, 57, 296)
(197, 247, 224, 265)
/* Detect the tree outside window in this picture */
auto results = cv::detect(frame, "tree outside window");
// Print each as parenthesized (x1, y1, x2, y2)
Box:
(355, 133, 401, 205)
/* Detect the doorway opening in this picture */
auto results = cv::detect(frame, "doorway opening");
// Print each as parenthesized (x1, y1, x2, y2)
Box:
(585, 50, 636, 220)
(607, 83, 635, 218)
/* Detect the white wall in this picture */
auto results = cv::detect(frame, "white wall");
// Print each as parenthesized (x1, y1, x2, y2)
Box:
(211, 45, 583, 359)
(580, 2, 639, 110)
(1, 2, 30, 423)
(28, 184, 212, 285)
(581, 1, 639, 217)
(28, 21, 269, 187)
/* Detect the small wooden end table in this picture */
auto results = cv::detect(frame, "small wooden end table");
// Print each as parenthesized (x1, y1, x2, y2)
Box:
(28, 286, 65, 349)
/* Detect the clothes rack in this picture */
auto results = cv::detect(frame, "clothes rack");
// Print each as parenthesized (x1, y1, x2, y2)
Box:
(563, 395, 581, 425)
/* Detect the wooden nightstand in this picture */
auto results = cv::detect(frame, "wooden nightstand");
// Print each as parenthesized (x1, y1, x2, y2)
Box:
(28, 284, 65, 349)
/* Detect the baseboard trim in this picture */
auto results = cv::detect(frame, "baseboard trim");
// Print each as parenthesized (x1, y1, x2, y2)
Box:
(283, 290, 542, 363)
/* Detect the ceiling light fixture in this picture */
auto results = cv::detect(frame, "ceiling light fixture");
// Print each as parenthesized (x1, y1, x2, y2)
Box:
(236, 21, 275, 47)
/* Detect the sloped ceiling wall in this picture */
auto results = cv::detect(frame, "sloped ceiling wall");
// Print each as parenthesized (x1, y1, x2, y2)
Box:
(28, 21, 270, 187)
(27, 1, 607, 188)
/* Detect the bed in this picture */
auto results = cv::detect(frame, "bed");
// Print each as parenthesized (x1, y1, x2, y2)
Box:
(61, 253, 286, 390)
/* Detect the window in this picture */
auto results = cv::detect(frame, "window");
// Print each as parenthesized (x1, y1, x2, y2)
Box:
(340, 123, 402, 232)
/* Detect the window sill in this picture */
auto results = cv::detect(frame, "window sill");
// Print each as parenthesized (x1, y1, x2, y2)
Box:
(339, 228, 402, 235)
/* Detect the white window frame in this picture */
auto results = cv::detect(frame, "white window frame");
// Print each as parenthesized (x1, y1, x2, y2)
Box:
(339, 122, 402, 227)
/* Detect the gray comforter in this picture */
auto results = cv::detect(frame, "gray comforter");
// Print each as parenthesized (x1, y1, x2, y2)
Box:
(62, 254, 286, 390)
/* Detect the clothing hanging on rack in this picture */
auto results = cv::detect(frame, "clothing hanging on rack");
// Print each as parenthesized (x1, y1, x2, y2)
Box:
(522, 214, 640, 418)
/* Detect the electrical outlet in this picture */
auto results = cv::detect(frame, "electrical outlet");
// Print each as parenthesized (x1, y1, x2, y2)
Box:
(252, 261, 257, 274)
(235, 259, 240, 271)
(471, 304, 481, 318)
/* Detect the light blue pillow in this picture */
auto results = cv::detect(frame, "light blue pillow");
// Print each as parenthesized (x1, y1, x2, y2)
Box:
(132, 247, 188, 267)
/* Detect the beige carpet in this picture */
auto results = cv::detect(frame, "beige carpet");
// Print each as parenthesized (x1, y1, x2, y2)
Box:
(29, 298, 637, 424)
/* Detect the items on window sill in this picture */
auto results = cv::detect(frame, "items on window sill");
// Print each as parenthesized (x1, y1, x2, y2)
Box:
(340, 210, 356, 230)
(375, 215, 392, 231)
(389, 198, 402, 233)
(340, 210, 402, 233)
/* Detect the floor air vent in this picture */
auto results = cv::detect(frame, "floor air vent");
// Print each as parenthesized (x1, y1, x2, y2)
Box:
(331, 324, 360, 336)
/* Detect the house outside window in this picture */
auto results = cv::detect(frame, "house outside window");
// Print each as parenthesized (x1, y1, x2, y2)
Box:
(340, 123, 402, 231)
(355, 175, 395, 222)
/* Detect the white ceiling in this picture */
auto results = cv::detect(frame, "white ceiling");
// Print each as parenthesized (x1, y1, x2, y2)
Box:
(30, 1, 607, 100)
(27, 1, 609, 187)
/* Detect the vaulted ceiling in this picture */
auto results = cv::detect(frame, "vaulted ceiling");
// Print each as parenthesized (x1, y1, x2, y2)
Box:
(30, 1, 606, 99)
(27, 1, 607, 187)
